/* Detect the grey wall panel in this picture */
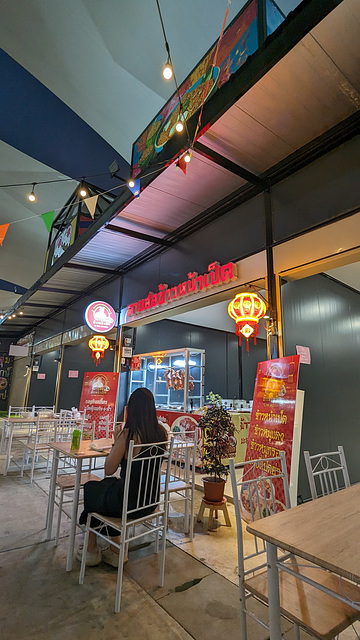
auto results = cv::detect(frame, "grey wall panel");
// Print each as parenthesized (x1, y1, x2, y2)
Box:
(241, 337, 268, 401)
(28, 350, 58, 407)
(273, 136, 360, 242)
(57, 341, 116, 411)
(282, 274, 360, 500)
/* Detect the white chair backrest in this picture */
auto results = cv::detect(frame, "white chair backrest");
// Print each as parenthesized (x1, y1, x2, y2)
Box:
(171, 428, 198, 484)
(229, 451, 290, 576)
(27, 415, 58, 444)
(304, 445, 350, 500)
(122, 438, 174, 522)
(8, 405, 35, 418)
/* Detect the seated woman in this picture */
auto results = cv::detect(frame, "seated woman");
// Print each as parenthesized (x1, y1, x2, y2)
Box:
(77, 387, 168, 567)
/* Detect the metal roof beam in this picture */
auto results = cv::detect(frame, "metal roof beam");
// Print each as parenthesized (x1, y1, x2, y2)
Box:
(105, 224, 173, 247)
(64, 262, 115, 275)
(193, 141, 266, 187)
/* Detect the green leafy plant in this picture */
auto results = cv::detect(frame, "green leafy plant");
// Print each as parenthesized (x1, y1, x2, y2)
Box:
(198, 393, 236, 481)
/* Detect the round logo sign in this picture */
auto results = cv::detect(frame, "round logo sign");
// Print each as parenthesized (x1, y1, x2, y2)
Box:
(85, 301, 116, 333)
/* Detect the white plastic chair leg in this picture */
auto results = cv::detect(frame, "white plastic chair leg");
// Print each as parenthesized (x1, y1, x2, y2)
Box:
(79, 515, 91, 585)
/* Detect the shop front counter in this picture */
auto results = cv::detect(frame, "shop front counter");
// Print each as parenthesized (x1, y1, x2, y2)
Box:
(156, 408, 251, 468)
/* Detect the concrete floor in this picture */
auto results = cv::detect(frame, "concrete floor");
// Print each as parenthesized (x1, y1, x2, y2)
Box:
(1, 433, 360, 639)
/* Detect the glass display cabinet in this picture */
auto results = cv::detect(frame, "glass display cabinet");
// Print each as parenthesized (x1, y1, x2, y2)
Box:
(129, 348, 205, 412)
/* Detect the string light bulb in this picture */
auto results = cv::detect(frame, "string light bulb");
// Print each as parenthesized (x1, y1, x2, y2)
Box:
(0, 314, 4, 320)
(79, 180, 87, 198)
(175, 120, 184, 133)
(19, 311, 23, 315)
(162, 57, 173, 80)
(128, 178, 135, 189)
(28, 183, 36, 202)
(184, 150, 192, 163)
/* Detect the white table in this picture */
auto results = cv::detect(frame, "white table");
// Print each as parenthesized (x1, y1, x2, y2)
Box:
(247, 483, 360, 639)
(46, 438, 113, 571)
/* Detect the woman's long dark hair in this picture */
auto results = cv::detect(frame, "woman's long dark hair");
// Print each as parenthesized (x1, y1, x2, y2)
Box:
(124, 387, 167, 446)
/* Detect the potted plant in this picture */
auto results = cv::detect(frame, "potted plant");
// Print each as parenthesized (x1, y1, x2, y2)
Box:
(198, 392, 236, 502)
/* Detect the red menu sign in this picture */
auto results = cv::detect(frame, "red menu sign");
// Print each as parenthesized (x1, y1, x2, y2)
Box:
(79, 371, 119, 438)
(241, 355, 300, 520)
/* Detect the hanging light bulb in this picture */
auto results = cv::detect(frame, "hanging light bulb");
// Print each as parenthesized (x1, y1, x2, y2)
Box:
(79, 180, 87, 198)
(28, 183, 36, 202)
(0, 314, 4, 320)
(19, 311, 23, 315)
(184, 150, 192, 163)
(128, 178, 135, 189)
(175, 120, 184, 133)
(162, 57, 173, 80)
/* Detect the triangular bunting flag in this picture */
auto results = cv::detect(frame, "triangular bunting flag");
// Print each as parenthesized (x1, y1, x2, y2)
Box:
(176, 155, 187, 175)
(41, 211, 55, 233)
(0, 223, 9, 246)
(84, 195, 98, 219)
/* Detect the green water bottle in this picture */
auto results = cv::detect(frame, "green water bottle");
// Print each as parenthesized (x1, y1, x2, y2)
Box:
(71, 429, 81, 451)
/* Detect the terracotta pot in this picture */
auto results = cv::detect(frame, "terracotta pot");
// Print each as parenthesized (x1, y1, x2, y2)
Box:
(202, 477, 225, 502)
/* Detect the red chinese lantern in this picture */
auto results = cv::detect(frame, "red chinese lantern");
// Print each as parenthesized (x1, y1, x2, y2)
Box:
(228, 292, 267, 351)
(88, 335, 109, 365)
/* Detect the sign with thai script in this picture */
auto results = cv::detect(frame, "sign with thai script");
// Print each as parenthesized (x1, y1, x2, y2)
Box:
(79, 371, 119, 438)
(85, 301, 116, 333)
(241, 355, 300, 521)
(296, 345, 311, 364)
(126, 261, 238, 321)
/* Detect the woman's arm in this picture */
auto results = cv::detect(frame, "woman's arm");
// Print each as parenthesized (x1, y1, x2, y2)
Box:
(105, 429, 127, 475)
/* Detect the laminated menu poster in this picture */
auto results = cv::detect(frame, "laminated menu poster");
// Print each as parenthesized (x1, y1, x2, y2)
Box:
(79, 372, 119, 439)
(240, 355, 300, 522)
(0, 353, 14, 410)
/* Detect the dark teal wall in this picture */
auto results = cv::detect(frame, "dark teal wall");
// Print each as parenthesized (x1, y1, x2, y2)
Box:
(281, 274, 360, 499)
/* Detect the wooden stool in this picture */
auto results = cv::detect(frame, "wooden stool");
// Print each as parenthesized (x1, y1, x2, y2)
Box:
(197, 497, 231, 530)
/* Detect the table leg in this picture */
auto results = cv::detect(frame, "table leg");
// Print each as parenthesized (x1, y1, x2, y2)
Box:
(46, 449, 59, 538)
(66, 458, 82, 572)
(267, 542, 282, 640)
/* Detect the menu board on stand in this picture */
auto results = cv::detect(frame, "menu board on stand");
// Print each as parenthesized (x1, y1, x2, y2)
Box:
(79, 372, 119, 439)
(240, 355, 302, 520)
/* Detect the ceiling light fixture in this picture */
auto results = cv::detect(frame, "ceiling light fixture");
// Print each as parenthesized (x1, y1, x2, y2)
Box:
(28, 183, 36, 202)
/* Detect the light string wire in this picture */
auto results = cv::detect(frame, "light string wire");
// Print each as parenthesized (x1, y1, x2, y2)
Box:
(2, 161, 169, 229)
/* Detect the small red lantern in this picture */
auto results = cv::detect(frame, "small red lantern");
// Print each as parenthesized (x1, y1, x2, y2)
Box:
(88, 335, 109, 365)
(228, 292, 267, 351)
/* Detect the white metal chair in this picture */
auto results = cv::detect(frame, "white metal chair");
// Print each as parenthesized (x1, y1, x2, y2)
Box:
(229, 453, 360, 640)
(20, 415, 58, 483)
(304, 446, 350, 500)
(7, 405, 35, 418)
(163, 428, 198, 540)
(79, 437, 174, 613)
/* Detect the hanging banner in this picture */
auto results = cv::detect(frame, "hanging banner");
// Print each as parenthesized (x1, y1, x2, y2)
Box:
(79, 371, 119, 438)
(0, 353, 14, 410)
(240, 355, 300, 521)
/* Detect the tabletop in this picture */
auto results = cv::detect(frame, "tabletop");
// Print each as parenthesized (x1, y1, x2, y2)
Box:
(50, 437, 113, 458)
(247, 483, 360, 584)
